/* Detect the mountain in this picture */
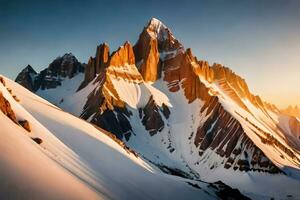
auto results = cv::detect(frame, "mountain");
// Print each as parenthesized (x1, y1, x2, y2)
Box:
(16, 53, 85, 92)
(0, 75, 252, 200)
(15, 18, 300, 199)
(282, 105, 300, 117)
(280, 105, 300, 142)
(15, 65, 38, 91)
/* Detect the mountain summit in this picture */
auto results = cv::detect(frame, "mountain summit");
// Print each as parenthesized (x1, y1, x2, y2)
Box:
(15, 53, 85, 92)
(15, 18, 300, 199)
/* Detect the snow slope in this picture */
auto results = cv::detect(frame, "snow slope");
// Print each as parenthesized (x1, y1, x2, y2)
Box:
(0, 75, 227, 200)
(0, 78, 102, 200)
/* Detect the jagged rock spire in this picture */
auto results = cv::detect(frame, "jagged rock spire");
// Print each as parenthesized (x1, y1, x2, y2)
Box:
(47, 53, 84, 78)
(15, 65, 38, 92)
(80, 43, 110, 89)
(110, 41, 135, 67)
(16, 54, 85, 91)
(133, 18, 184, 82)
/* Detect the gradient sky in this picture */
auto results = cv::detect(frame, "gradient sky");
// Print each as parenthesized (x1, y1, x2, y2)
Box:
(0, 0, 299, 108)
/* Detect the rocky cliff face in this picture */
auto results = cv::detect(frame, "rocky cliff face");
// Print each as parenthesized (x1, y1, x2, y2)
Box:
(80, 41, 143, 140)
(134, 18, 183, 82)
(80, 43, 110, 89)
(16, 53, 85, 92)
(15, 65, 38, 92)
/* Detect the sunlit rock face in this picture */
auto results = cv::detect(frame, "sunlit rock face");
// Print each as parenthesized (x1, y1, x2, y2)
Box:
(134, 18, 183, 82)
(0, 92, 17, 124)
(83, 43, 110, 85)
(110, 42, 135, 67)
(15, 18, 300, 195)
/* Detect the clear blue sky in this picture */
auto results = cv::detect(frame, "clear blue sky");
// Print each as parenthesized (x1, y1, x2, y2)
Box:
(0, 0, 299, 107)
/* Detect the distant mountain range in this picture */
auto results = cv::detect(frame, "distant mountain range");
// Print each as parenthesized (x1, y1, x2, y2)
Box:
(282, 105, 300, 118)
(3, 18, 300, 199)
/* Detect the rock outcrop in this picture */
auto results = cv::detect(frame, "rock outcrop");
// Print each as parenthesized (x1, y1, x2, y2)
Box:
(38, 53, 84, 90)
(31, 137, 43, 144)
(80, 42, 139, 140)
(15, 65, 37, 92)
(81, 43, 110, 88)
(16, 53, 85, 91)
(0, 92, 17, 124)
(134, 18, 182, 82)
(134, 24, 160, 82)
(110, 42, 135, 67)
(18, 120, 31, 132)
(140, 96, 165, 136)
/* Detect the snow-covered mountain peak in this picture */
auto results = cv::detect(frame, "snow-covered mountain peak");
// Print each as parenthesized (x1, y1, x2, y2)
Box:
(52, 53, 80, 68)
(15, 65, 38, 92)
(60, 53, 78, 63)
(13, 18, 300, 199)
(15, 53, 85, 92)
(23, 64, 37, 73)
(146, 18, 169, 40)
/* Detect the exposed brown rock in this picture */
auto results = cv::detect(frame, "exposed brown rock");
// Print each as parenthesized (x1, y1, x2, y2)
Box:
(134, 18, 183, 82)
(134, 28, 160, 82)
(81, 43, 110, 88)
(145, 18, 182, 52)
(0, 76, 6, 86)
(140, 96, 164, 136)
(16, 54, 85, 92)
(92, 107, 133, 141)
(194, 60, 278, 114)
(161, 103, 170, 119)
(194, 91, 281, 172)
(110, 42, 135, 67)
(0, 92, 17, 124)
(31, 137, 43, 144)
(83, 56, 97, 85)
(18, 120, 31, 132)
(12, 95, 20, 102)
(15, 65, 37, 92)
(163, 48, 212, 103)
(95, 43, 110, 74)
(80, 69, 132, 140)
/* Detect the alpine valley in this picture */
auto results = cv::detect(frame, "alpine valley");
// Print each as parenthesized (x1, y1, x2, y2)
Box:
(2, 18, 300, 200)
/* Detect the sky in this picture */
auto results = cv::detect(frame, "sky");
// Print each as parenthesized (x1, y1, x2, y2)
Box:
(0, 0, 299, 108)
